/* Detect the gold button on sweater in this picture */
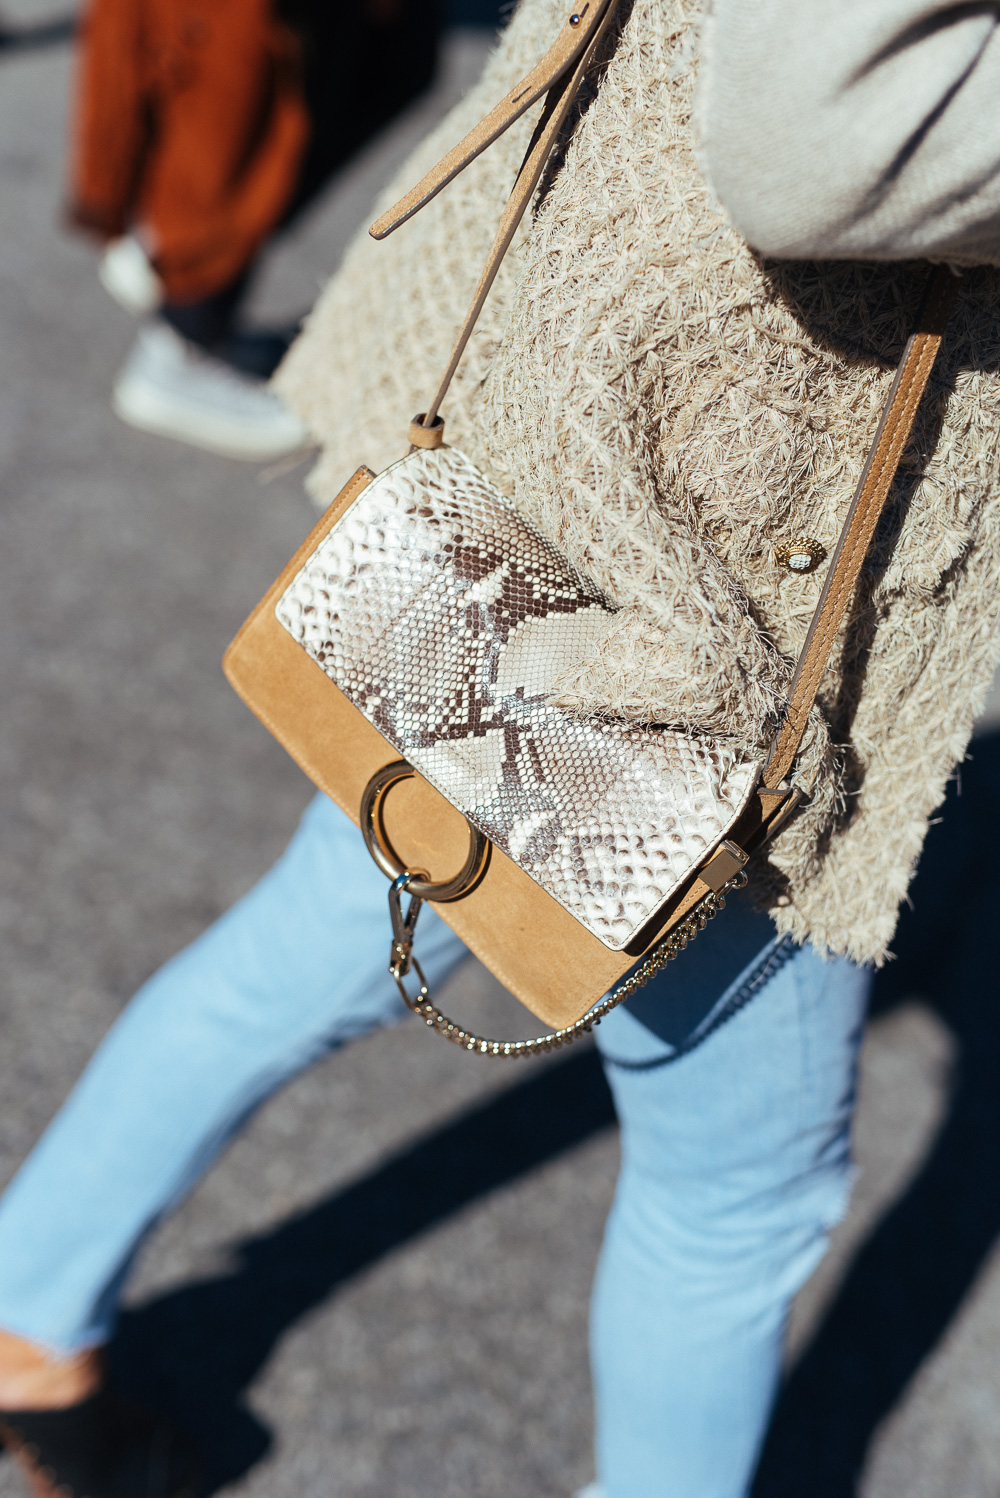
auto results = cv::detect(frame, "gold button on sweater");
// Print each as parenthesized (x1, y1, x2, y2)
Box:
(276, 0, 1000, 966)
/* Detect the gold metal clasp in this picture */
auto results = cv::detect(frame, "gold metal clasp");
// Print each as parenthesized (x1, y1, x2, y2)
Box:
(392, 952, 430, 1007)
(699, 839, 749, 892)
(362, 761, 491, 1015)
(387, 871, 424, 979)
(387, 872, 432, 1006)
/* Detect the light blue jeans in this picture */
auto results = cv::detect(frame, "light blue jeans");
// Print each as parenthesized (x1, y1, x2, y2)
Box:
(0, 794, 870, 1497)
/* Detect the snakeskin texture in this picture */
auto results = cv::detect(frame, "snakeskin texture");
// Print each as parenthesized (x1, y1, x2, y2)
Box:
(276, 448, 758, 949)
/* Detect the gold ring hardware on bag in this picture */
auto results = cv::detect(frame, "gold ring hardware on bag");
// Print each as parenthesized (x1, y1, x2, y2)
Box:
(360, 760, 740, 1056)
(360, 760, 490, 901)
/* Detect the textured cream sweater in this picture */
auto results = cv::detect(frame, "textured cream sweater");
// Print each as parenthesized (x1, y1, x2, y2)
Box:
(277, 0, 1000, 965)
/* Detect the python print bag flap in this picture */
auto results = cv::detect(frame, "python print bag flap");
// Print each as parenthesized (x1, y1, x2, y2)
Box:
(224, 1, 957, 1052)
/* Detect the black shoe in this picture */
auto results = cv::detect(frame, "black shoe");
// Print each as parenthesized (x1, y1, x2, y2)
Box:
(217, 327, 298, 380)
(0, 1389, 201, 1498)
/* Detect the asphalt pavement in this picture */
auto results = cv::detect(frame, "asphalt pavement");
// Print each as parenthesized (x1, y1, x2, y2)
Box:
(2, 9, 1000, 1497)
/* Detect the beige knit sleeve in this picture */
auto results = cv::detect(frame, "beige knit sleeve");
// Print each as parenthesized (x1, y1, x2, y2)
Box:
(698, 0, 1000, 266)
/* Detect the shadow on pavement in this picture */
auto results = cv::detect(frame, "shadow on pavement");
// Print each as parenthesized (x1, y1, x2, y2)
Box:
(754, 727, 1000, 1496)
(112, 733, 1000, 1493)
(111, 1045, 615, 1488)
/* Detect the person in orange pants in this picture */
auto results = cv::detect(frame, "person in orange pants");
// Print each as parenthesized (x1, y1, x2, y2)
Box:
(68, 0, 441, 459)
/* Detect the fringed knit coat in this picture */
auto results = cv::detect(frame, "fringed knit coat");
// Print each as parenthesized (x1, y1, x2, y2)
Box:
(276, 0, 1000, 967)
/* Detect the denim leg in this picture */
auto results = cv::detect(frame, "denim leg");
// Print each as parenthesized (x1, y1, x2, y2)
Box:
(0, 793, 469, 1352)
(0, 794, 869, 1498)
(591, 931, 871, 1498)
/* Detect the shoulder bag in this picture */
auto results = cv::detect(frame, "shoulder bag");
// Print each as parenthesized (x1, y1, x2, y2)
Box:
(224, 0, 958, 1055)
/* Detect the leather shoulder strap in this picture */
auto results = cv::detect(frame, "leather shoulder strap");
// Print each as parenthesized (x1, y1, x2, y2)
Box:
(370, 0, 614, 242)
(370, 0, 619, 429)
(763, 265, 958, 789)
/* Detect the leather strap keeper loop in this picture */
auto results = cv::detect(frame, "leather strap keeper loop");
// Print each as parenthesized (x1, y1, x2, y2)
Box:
(409, 414, 445, 449)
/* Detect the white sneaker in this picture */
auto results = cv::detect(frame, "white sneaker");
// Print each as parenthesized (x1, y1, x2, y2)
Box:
(99, 235, 164, 315)
(574, 1486, 604, 1497)
(112, 323, 309, 460)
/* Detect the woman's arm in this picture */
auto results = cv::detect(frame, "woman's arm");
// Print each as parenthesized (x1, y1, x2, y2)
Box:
(698, 0, 1000, 263)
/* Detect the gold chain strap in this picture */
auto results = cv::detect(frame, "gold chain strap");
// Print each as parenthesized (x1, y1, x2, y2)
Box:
(389, 870, 748, 1058)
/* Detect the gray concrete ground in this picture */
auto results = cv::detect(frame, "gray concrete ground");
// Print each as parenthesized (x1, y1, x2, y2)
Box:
(2, 11, 1000, 1498)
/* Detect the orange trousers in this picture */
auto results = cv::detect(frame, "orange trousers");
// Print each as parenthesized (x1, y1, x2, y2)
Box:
(69, 0, 309, 304)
